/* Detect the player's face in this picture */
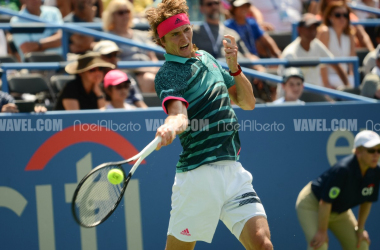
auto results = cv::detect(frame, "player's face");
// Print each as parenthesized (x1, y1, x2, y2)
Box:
(283, 77, 304, 101)
(357, 145, 380, 168)
(161, 25, 193, 58)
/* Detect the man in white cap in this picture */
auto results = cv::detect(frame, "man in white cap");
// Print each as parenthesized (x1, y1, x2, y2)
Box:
(296, 130, 380, 250)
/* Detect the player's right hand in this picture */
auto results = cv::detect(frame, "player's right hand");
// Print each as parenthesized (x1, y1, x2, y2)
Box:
(310, 230, 328, 249)
(155, 124, 176, 150)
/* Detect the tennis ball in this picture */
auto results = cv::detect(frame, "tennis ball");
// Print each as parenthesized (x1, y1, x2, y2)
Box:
(107, 169, 124, 185)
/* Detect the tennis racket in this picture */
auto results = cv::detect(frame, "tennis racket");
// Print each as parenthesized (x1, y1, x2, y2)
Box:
(71, 136, 162, 228)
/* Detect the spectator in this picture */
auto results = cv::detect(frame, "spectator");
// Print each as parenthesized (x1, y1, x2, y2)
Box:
(0, 91, 18, 113)
(64, 0, 102, 54)
(10, 0, 63, 61)
(316, 0, 374, 51)
(353, 0, 377, 20)
(225, 0, 281, 58)
(273, 67, 305, 104)
(93, 40, 148, 108)
(103, 70, 136, 110)
(102, 0, 158, 93)
(193, 0, 266, 72)
(363, 27, 380, 75)
(249, 0, 303, 33)
(317, 1, 355, 88)
(361, 51, 380, 99)
(54, 52, 115, 110)
(280, 14, 349, 89)
(133, 0, 153, 17)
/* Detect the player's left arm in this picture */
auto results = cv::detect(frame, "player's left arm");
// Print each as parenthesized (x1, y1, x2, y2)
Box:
(223, 35, 255, 110)
(356, 202, 372, 247)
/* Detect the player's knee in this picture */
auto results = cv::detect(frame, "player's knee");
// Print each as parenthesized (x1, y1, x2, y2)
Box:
(246, 232, 273, 250)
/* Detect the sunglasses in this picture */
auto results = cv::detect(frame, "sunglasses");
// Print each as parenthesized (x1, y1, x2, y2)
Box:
(88, 67, 104, 73)
(114, 81, 130, 90)
(205, 1, 220, 7)
(104, 52, 120, 58)
(115, 9, 130, 16)
(366, 148, 380, 154)
(333, 13, 349, 19)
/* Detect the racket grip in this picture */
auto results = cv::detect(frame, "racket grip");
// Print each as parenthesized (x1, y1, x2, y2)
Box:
(140, 136, 162, 158)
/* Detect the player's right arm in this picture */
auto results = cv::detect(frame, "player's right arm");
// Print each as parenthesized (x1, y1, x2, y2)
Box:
(155, 100, 188, 150)
(310, 200, 331, 249)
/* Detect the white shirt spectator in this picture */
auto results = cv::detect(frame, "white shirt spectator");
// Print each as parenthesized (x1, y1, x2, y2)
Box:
(272, 97, 305, 104)
(250, 0, 302, 32)
(280, 37, 334, 86)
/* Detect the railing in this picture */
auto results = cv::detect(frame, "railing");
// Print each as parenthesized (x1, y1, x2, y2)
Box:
(1, 60, 377, 103)
(0, 7, 377, 103)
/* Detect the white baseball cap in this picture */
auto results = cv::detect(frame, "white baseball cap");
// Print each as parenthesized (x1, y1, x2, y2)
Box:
(93, 40, 121, 55)
(354, 130, 380, 148)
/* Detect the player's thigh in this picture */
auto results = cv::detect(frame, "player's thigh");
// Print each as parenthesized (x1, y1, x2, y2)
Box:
(167, 167, 224, 243)
(329, 210, 369, 250)
(239, 216, 273, 250)
(165, 235, 196, 250)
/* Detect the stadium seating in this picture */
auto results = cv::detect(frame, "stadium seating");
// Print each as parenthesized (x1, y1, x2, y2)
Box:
(8, 73, 50, 94)
(268, 32, 292, 51)
(0, 54, 17, 63)
(24, 52, 65, 63)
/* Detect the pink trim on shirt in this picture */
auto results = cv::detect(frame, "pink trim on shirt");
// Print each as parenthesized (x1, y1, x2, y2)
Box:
(237, 148, 241, 155)
(162, 96, 189, 114)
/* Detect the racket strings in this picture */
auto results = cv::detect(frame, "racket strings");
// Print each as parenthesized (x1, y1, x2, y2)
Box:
(73, 165, 125, 227)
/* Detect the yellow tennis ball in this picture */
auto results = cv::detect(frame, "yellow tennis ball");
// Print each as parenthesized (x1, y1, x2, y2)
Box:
(107, 169, 124, 185)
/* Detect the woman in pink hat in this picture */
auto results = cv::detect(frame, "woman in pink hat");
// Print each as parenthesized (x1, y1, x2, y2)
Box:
(103, 70, 136, 110)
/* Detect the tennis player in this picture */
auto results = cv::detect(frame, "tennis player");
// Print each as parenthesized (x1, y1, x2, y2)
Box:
(146, 1, 273, 250)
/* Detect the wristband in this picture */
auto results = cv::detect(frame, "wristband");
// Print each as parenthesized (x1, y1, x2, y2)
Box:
(229, 64, 242, 76)
(96, 94, 105, 100)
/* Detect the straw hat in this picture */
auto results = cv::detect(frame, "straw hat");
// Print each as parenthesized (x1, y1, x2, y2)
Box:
(65, 52, 115, 74)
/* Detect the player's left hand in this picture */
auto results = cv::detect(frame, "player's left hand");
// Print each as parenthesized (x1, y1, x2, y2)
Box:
(223, 35, 239, 73)
(356, 229, 370, 248)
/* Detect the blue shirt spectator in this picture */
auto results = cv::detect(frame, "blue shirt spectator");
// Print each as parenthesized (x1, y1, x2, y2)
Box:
(225, 0, 281, 58)
(10, 2, 63, 61)
(224, 18, 263, 56)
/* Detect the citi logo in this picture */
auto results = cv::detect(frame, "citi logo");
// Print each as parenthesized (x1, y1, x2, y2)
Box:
(362, 184, 374, 196)
(174, 18, 183, 25)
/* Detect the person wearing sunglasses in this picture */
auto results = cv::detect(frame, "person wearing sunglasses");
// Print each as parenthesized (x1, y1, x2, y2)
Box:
(102, 0, 159, 93)
(317, 2, 356, 89)
(102, 70, 136, 110)
(54, 51, 115, 110)
(296, 130, 380, 250)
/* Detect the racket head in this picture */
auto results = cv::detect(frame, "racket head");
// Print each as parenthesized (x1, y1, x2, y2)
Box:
(71, 163, 131, 228)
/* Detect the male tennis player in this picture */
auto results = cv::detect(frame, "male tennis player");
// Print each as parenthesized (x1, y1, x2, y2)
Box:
(146, 1, 273, 250)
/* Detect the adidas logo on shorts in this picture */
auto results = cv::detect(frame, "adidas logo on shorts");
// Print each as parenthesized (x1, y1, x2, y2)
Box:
(174, 18, 183, 25)
(180, 228, 191, 236)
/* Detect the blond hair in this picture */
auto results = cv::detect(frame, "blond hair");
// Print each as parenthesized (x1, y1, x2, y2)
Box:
(145, 0, 189, 46)
(102, 0, 134, 31)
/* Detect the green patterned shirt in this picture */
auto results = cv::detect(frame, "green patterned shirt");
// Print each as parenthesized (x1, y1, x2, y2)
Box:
(155, 50, 241, 173)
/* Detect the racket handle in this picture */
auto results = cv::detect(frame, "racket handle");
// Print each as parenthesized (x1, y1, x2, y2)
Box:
(140, 136, 162, 158)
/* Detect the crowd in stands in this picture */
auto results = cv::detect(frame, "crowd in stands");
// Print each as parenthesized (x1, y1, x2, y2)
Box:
(0, 0, 380, 113)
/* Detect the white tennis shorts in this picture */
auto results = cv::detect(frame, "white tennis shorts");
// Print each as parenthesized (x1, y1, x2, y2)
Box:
(167, 161, 267, 243)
